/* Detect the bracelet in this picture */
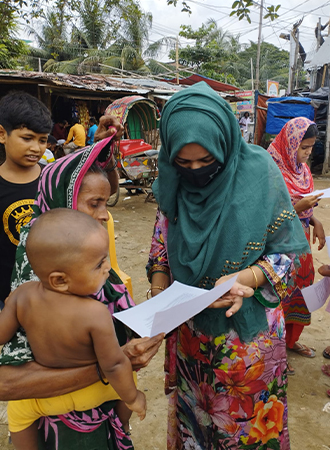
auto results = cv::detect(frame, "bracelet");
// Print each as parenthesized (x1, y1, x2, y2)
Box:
(106, 159, 118, 173)
(147, 265, 170, 282)
(248, 266, 258, 290)
(147, 285, 165, 299)
(96, 362, 109, 385)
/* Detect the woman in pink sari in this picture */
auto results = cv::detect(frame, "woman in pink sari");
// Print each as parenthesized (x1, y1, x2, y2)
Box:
(268, 117, 325, 372)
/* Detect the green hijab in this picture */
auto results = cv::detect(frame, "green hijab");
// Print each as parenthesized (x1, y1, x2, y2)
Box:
(153, 82, 309, 340)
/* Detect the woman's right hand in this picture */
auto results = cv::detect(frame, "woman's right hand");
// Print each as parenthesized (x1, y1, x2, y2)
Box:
(294, 194, 323, 213)
(94, 116, 124, 143)
(318, 264, 330, 277)
(122, 333, 165, 370)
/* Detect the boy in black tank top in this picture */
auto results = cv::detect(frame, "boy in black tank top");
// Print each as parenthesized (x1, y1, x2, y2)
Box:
(0, 92, 52, 306)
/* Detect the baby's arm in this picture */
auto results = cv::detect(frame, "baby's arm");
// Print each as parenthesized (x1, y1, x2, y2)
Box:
(0, 293, 20, 345)
(89, 302, 146, 419)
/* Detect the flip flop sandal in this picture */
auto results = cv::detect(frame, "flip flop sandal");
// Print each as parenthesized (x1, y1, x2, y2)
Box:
(291, 343, 316, 358)
(287, 364, 295, 376)
(323, 349, 330, 359)
(321, 365, 330, 377)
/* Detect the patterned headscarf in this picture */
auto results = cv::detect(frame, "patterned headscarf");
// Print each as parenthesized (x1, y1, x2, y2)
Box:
(36, 135, 114, 212)
(267, 117, 315, 219)
(11, 136, 114, 289)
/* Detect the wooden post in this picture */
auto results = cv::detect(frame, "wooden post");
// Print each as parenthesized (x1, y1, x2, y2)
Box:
(321, 64, 327, 87)
(175, 37, 179, 85)
(255, 0, 263, 91)
(289, 28, 296, 94)
(251, 58, 254, 91)
(294, 28, 300, 90)
(317, 17, 321, 50)
(322, 65, 330, 174)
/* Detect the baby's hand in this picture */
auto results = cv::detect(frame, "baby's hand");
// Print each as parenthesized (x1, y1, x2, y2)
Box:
(125, 390, 146, 420)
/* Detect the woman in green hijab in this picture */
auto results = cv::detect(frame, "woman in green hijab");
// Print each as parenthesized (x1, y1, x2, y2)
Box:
(146, 82, 309, 449)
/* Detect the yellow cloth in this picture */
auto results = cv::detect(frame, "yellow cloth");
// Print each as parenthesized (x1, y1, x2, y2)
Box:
(40, 149, 55, 165)
(8, 372, 137, 432)
(64, 123, 86, 147)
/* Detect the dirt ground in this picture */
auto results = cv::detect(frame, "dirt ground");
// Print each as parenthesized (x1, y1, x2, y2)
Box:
(0, 178, 330, 449)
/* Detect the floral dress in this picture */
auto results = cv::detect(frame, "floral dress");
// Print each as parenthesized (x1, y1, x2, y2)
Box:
(147, 210, 294, 450)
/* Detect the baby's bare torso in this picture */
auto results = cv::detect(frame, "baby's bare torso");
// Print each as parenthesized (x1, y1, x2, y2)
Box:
(12, 281, 105, 368)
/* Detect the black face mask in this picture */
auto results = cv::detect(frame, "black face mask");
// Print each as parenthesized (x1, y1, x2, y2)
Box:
(173, 160, 222, 188)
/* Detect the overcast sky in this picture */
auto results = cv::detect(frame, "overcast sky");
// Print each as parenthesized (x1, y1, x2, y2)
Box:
(140, 0, 330, 61)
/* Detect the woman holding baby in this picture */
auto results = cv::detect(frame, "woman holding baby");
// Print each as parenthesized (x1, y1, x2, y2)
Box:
(0, 117, 163, 450)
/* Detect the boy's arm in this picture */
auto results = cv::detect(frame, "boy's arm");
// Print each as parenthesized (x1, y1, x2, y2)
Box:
(64, 127, 73, 145)
(90, 303, 139, 405)
(0, 293, 20, 345)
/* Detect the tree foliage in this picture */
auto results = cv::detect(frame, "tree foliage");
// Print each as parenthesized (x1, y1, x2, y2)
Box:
(236, 41, 290, 90)
(165, 0, 281, 21)
(169, 22, 293, 92)
(0, 1, 29, 68)
(169, 21, 241, 84)
(23, 0, 166, 74)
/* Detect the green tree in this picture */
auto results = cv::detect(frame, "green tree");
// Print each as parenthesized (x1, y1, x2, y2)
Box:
(106, 2, 153, 72)
(36, 0, 173, 75)
(169, 21, 240, 84)
(236, 41, 290, 91)
(165, 0, 281, 22)
(33, 9, 68, 60)
(27, 0, 150, 74)
(0, 1, 28, 69)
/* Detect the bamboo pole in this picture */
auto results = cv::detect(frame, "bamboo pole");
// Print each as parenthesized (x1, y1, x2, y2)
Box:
(321, 64, 327, 87)
(255, 0, 264, 91)
(322, 65, 330, 174)
(175, 37, 179, 85)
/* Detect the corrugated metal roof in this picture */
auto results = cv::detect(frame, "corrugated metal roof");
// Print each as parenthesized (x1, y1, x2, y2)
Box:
(108, 77, 183, 93)
(161, 74, 240, 92)
(0, 70, 180, 95)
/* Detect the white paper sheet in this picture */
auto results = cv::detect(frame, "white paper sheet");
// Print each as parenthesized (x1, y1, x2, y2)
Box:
(326, 299, 330, 314)
(113, 276, 238, 337)
(325, 237, 330, 259)
(300, 188, 329, 198)
(302, 277, 330, 312)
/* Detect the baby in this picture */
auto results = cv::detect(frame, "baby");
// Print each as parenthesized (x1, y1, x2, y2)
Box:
(0, 208, 146, 450)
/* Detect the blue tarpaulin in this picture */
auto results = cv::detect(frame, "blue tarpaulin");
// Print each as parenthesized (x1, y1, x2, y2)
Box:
(265, 97, 314, 134)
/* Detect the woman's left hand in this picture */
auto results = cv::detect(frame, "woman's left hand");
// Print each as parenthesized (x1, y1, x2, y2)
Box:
(312, 217, 325, 250)
(208, 273, 254, 317)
